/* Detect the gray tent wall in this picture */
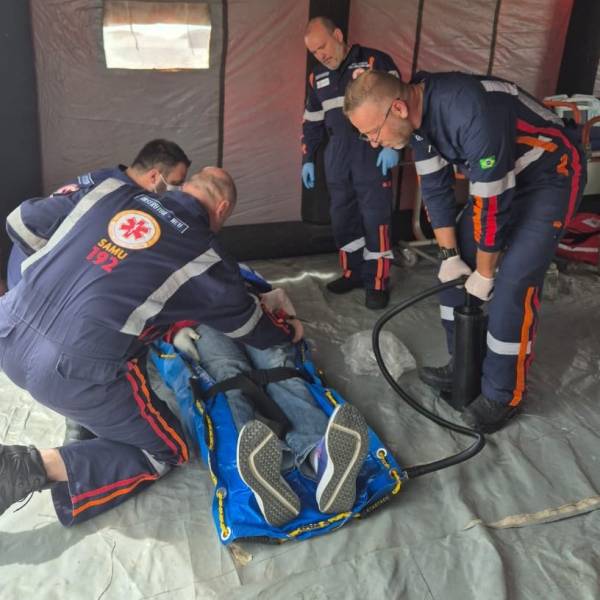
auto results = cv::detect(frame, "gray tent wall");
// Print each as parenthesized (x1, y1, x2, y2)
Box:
(30, 0, 224, 194)
(225, 0, 573, 224)
(16, 0, 574, 262)
(222, 0, 307, 226)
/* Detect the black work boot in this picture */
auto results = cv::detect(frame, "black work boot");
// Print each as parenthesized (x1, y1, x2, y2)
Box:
(365, 289, 390, 310)
(0, 445, 48, 515)
(463, 395, 520, 433)
(64, 418, 96, 445)
(419, 358, 454, 393)
(326, 276, 363, 294)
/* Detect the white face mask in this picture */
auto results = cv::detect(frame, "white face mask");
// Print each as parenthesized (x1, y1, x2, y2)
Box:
(154, 173, 180, 194)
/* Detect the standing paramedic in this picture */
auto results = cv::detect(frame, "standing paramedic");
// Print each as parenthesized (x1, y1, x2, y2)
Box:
(344, 69, 585, 432)
(301, 17, 401, 309)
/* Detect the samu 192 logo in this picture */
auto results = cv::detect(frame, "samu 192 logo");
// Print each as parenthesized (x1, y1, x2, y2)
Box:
(108, 210, 161, 250)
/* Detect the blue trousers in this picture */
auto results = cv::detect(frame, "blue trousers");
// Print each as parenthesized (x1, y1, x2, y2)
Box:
(0, 301, 188, 525)
(325, 134, 393, 291)
(439, 175, 585, 406)
(194, 325, 328, 472)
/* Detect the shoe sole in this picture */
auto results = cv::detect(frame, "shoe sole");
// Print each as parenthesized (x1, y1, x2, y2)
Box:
(316, 404, 369, 514)
(237, 421, 300, 527)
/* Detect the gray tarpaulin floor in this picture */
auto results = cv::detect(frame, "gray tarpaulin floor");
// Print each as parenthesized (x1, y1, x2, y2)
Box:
(1, 253, 599, 600)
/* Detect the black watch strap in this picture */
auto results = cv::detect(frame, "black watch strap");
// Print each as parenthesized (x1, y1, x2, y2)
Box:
(439, 247, 458, 260)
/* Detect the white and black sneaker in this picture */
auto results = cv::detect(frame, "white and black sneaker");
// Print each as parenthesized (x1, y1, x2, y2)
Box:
(315, 403, 369, 514)
(237, 420, 300, 527)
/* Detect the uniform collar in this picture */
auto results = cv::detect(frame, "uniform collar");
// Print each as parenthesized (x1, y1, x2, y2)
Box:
(337, 43, 360, 73)
(112, 165, 137, 185)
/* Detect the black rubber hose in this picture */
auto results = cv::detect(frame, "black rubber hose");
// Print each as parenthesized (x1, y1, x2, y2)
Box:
(372, 277, 485, 479)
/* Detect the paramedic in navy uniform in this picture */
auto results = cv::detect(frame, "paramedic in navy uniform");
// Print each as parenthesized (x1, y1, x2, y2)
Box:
(6, 138, 190, 289)
(344, 69, 585, 432)
(301, 17, 401, 309)
(0, 166, 307, 525)
(5, 139, 191, 445)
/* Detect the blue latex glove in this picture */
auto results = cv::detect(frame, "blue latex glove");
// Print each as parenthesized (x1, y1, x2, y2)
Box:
(376, 148, 400, 176)
(302, 162, 315, 189)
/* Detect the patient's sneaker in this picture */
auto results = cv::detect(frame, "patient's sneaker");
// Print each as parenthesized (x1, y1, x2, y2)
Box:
(237, 420, 300, 527)
(0, 444, 47, 516)
(315, 403, 369, 514)
(326, 276, 363, 294)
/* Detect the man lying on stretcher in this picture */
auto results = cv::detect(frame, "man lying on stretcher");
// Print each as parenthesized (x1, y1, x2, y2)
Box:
(172, 287, 369, 527)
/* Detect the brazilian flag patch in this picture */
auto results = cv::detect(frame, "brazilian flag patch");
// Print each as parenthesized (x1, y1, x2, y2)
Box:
(479, 156, 496, 169)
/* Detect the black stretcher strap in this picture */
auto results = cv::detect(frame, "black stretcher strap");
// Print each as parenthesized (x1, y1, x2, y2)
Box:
(198, 367, 312, 439)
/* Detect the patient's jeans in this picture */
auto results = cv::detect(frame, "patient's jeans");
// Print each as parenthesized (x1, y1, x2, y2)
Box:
(195, 325, 329, 472)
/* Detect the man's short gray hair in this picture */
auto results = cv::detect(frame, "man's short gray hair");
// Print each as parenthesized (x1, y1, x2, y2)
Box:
(305, 16, 338, 36)
(189, 167, 237, 206)
(344, 70, 406, 115)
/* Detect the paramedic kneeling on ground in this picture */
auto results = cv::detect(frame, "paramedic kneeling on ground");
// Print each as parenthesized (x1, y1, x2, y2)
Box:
(0, 167, 307, 525)
(344, 70, 586, 433)
(173, 289, 369, 527)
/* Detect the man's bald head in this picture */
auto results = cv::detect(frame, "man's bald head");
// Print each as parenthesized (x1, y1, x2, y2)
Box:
(305, 16, 337, 37)
(187, 167, 237, 207)
(183, 167, 237, 232)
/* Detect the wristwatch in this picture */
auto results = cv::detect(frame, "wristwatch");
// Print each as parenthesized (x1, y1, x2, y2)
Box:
(438, 247, 458, 260)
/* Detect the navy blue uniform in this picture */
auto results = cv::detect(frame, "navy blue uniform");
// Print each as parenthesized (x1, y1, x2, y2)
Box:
(302, 45, 400, 290)
(412, 72, 586, 406)
(6, 165, 133, 288)
(1, 177, 293, 525)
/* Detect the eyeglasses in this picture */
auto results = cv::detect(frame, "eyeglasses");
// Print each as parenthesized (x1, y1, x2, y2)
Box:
(358, 98, 397, 144)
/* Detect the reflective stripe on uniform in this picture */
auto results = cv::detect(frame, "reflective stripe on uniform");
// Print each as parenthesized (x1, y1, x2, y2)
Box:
(322, 96, 345, 112)
(363, 248, 394, 261)
(440, 305, 455, 321)
(224, 295, 263, 339)
(518, 93, 563, 125)
(303, 109, 324, 122)
(515, 146, 545, 175)
(120, 248, 222, 335)
(481, 80, 518, 95)
(487, 332, 532, 356)
(6, 206, 47, 252)
(480, 79, 563, 124)
(340, 237, 366, 253)
(21, 178, 127, 274)
(415, 155, 449, 176)
(469, 171, 515, 197)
